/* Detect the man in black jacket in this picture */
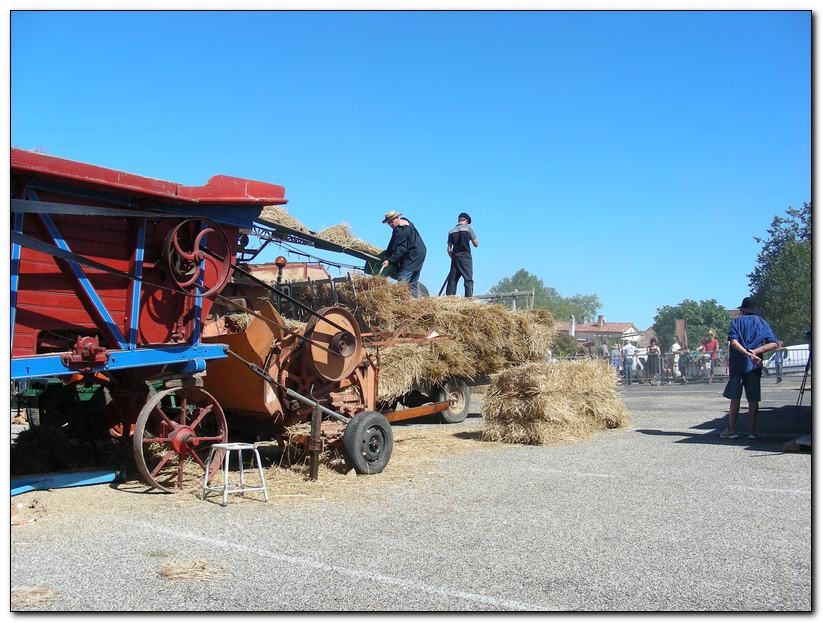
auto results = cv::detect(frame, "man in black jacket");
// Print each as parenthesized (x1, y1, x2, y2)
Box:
(445, 211, 478, 297)
(380, 210, 427, 297)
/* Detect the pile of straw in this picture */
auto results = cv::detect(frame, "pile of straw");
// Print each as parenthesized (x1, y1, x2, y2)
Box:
(480, 360, 630, 445)
(259, 205, 311, 233)
(316, 223, 384, 257)
(330, 276, 556, 401)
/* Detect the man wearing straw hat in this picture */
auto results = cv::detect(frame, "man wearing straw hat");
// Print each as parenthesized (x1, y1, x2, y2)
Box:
(380, 210, 427, 297)
(719, 296, 778, 440)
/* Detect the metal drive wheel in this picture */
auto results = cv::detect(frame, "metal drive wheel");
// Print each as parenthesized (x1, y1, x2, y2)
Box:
(164, 218, 232, 297)
(435, 378, 471, 424)
(132, 385, 228, 492)
(342, 411, 393, 474)
(304, 307, 364, 382)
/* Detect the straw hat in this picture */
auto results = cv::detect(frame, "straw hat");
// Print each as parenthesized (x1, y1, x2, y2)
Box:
(382, 210, 402, 223)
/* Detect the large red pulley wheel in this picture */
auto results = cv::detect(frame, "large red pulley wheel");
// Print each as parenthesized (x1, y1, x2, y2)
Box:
(164, 218, 232, 297)
(132, 385, 228, 492)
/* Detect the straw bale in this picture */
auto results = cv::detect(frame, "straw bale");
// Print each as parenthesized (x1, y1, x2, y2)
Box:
(316, 223, 384, 257)
(480, 360, 630, 445)
(259, 205, 311, 233)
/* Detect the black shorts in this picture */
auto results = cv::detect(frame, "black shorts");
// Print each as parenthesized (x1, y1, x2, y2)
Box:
(723, 368, 762, 403)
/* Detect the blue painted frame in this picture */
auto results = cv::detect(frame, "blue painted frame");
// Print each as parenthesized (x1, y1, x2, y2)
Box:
(128, 218, 146, 350)
(11, 211, 23, 343)
(37, 212, 129, 350)
(11, 343, 227, 380)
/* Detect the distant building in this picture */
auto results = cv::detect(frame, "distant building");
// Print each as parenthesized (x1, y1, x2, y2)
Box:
(554, 315, 642, 345)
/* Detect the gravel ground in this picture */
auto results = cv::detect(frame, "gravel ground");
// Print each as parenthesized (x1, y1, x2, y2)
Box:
(10, 377, 811, 612)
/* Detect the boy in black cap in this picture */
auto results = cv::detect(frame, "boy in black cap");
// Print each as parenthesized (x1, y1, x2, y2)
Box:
(445, 212, 478, 297)
(720, 296, 778, 440)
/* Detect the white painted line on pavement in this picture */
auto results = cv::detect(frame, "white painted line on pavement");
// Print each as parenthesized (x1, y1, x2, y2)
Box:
(531, 468, 620, 479)
(133, 522, 557, 611)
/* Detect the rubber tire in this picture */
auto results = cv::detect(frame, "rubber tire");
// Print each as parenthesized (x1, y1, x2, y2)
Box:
(436, 378, 471, 424)
(342, 411, 393, 475)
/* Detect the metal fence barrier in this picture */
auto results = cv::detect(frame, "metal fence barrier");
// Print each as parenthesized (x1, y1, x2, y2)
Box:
(558, 346, 810, 386)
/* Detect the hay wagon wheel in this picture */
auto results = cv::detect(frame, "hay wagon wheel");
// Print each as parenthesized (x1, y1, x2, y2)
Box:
(434, 377, 471, 424)
(132, 385, 228, 492)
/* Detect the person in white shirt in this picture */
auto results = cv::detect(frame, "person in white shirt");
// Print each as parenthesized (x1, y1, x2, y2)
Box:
(671, 336, 682, 381)
(622, 340, 637, 385)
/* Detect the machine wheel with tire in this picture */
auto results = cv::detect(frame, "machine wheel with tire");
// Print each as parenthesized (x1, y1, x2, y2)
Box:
(342, 411, 393, 474)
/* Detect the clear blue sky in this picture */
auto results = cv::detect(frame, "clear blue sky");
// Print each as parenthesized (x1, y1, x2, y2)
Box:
(11, 10, 810, 329)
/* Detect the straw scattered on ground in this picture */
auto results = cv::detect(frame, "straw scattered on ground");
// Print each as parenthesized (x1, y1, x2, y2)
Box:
(480, 359, 630, 445)
(158, 560, 225, 582)
(11, 586, 57, 609)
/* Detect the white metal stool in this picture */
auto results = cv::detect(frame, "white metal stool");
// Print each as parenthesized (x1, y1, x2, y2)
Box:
(201, 442, 269, 506)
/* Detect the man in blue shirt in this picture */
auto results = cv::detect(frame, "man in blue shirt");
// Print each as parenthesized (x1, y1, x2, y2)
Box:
(720, 297, 778, 440)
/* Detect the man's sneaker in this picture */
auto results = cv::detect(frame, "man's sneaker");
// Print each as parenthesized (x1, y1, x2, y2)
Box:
(748, 433, 759, 440)
(720, 430, 739, 439)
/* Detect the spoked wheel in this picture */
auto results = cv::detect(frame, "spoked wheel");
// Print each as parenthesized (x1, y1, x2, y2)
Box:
(164, 218, 232, 297)
(132, 386, 228, 492)
(342, 411, 393, 475)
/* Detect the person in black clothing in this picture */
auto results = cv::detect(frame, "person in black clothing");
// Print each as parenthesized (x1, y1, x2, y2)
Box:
(380, 210, 427, 298)
(445, 212, 479, 297)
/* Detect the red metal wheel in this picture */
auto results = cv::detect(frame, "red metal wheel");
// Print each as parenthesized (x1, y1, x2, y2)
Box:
(132, 385, 228, 493)
(164, 218, 232, 297)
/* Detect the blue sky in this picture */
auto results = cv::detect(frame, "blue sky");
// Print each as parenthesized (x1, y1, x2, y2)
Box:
(11, 10, 810, 329)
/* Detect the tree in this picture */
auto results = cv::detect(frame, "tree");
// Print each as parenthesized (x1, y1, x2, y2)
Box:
(652, 299, 732, 351)
(489, 269, 601, 321)
(748, 202, 811, 345)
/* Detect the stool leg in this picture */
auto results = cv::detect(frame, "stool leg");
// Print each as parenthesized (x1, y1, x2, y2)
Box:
(222, 447, 230, 507)
(201, 447, 215, 500)
(239, 448, 246, 494)
(254, 448, 269, 502)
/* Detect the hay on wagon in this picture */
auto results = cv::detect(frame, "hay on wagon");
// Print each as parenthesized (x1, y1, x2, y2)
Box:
(480, 359, 630, 445)
(329, 275, 556, 401)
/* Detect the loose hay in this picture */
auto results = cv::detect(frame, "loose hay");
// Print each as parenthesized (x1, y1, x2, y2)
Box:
(159, 560, 224, 581)
(480, 360, 630, 445)
(11, 586, 57, 609)
(259, 205, 311, 233)
(315, 223, 384, 257)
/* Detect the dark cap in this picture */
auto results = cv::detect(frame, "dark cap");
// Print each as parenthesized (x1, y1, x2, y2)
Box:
(458, 212, 471, 224)
(738, 296, 758, 314)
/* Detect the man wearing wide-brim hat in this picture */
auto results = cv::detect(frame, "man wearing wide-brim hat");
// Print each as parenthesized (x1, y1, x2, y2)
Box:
(380, 210, 427, 297)
(719, 296, 779, 441)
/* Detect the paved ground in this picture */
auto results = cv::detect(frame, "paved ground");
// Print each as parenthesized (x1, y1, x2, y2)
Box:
(10, 377, 811, 611)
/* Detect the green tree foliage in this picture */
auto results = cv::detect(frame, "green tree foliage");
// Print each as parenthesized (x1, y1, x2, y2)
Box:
(748, 202, 811, 345)
(489, 269, 601, 321)
(652, 299, 732, 351)
(551, 332, 579, 357)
